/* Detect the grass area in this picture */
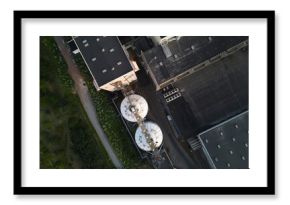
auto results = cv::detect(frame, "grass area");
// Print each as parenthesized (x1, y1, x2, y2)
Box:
(73, 52, 152, 168)
(40, 36, 114, 169)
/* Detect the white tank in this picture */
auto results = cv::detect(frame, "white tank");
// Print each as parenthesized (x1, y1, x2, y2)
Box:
(120, 94, 149, 122)
(135, 122, 163, 152)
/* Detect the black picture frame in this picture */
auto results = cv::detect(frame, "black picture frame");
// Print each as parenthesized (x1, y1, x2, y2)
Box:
(14, 10, 275, 195)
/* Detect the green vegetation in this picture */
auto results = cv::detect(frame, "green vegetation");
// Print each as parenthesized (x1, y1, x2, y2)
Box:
(73, 52, 152, 168)
(40, 36, 114, 169)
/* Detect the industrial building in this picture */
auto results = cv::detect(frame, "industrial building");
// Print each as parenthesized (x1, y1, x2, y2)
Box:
(197, 111, 248, 169)
(141, 36, 249, 168)
(72, 36, 139, 91)
(146, 36, 249, 130)
(142, 36, 248, 90)
(69, 36, 249, 169)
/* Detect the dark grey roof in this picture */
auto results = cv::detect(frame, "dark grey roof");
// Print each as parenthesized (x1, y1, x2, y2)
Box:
(74, 36, 133, 86)
(174, 47, 248, 130)
(143, 36, 248, 84)
(198, 111, 249, 169)
(166, 96, 200, 138)
(67, 40, 78, 52)
(164, 46, 248, 139)
(133, 36, 154, 55)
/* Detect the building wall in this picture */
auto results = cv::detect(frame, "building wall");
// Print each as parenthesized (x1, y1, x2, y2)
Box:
(97, 70, 138, 92)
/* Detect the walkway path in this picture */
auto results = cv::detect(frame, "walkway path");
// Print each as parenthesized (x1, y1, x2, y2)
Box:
(54, 36, 123, 169)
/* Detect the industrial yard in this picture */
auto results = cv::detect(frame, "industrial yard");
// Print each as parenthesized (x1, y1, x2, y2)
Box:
(40, 36, 249, 169)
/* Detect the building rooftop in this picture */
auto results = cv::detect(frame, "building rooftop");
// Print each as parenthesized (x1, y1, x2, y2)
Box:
(197, 111, 248, 169)
(67, 40, 78, 51)
(162, 46, 248, 140)
(174, 47, 248, 130)
(73, 36, 133, 87)
(166, 96, 200, 138)
(133, 36, 154, 56)
(143, 36, 248, 86)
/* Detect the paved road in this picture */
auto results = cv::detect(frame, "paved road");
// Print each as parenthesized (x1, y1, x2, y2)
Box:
(54, 36, 123, 169)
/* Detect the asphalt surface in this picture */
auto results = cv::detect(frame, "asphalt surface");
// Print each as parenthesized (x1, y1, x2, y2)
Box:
(54, 36, 123, 169)
(135, 69, 208, 168)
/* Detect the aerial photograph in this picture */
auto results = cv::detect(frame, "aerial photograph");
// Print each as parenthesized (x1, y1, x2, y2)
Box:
(40, 36, 249, 169)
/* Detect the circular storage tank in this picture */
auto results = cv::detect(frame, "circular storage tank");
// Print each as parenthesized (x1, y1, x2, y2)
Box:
(135, 121, 163, 152)
(120, 94, 149, 122)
